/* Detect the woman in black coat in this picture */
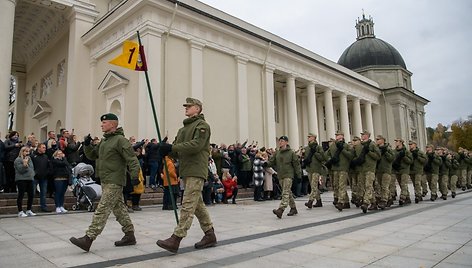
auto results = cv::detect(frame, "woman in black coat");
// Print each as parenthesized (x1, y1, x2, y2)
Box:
(50, 150, 72, 214)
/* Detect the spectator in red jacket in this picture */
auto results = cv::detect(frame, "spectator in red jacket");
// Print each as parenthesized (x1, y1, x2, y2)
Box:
(222, 172, 238, 204)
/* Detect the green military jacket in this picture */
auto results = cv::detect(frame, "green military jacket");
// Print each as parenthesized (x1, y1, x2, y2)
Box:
(171, 114, 211, 180)
(439, 155, 451, 176)
(350, 143, 362, 174)
(377, 144, 395, 174)
(303, 141, 327, 174)
(240, 154, 252, 171)
(326, 141, 353, 172)
(449, 156, 460, 177)
(268, 146, 302, 179)
(410, 148, 427, 175)
(424, 152, 442, 175)
(392, 147, 413, 174)
(358, 139, 381, 172)
(84, 127, 140, 186)
(458, 152, 469, 170)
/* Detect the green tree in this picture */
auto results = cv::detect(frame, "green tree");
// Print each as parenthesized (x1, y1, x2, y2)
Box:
(450, 118, 472, 150)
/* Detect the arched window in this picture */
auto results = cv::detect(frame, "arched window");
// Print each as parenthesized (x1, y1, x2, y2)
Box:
(110, 100, 122, 121)
(9, 75, 16, 105)
(361, 26, 365, 35)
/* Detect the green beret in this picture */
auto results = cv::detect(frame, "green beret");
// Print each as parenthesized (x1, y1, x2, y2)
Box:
(100, 113, 118, 121)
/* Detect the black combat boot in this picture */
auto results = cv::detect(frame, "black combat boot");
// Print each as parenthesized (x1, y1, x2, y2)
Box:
(378, 201, 387, 210)
(273, 208, 284, 219)
(405, 197, 412, 205)
(368, 203, 378, 210)
(361, 203, 368, 213)
(156, 234, 183, 253)
(287, 207, 298, 216)
(194, 227, 217, 249)
(335, 202, 343, 212)
(332, 198, 338, 206)
(452, 192, 456, 198)
(314, 199, 323, 207)
(70, 235, 93, 252)
(386, 199, 393, 207)
(343, 202, 350, 209)
(399, 199, 405, 206)
(305, 199, 314, 209)
(115, 231, 137, 247)
(430, 194, 437, 201)
(441, 194, 447, 200)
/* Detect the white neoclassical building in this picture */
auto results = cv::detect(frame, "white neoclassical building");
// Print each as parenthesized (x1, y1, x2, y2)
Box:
(1, 0, 428, 149)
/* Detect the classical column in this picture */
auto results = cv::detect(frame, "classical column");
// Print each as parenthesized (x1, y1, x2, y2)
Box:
(306, 82, 319, 137)
(324, 88, 335, 139)
(236, 56, 249, 141)
(352, 97, 362, 137)
(89, 59, 97, 131)
(364, 101, 374, 137)
(189, 40, 205, 100)
(372, 104, 382, 138)
(339, 92, 350, 141)
(138, 29, 164, 139)
(12, 70, 25, 134)
(316, 98, 325, 141)
(263, 66, 276, 148)
(65, 7, 98, 130)
(286, 75, 300, 149)
(0, 0, 16, 134)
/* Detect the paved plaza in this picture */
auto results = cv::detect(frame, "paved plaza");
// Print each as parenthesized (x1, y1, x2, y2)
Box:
(1, 187, 472, 268)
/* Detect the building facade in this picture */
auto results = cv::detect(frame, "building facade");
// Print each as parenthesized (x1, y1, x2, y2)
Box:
(1, 0, 428, 149)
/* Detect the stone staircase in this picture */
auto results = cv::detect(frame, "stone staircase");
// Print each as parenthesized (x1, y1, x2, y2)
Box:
(0, 186, 255, 215)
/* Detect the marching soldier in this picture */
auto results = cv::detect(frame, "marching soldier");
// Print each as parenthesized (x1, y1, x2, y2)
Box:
(448, 151, 460, 198)
(303, 133, 326, 209)
(352, 131, 380, 213)
(325, 132, 353, 212)
(424, 145, 442, 201)
(409, 140, 427, 203)
(375, 135, 395, 209)
(349, 137, 362, 207)
(270, 136, 302, 219)
(457, 147, 469, 191)
(437, 147, 451, 200)
(392, 138, 413, 206)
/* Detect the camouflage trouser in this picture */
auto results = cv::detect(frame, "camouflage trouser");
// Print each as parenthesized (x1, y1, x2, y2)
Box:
(279, 178, 295, 210)
(360, 171, 375, 205)
(395, 173, 410, 201)
(308, 172, 321, 201)
(410, 173, 423, 198)
(86, 183, 133, 240)
(425, 173, 438, 196)
(468, 170, 472, 186)
(332, 171, 349, 205)
(174, 177, 213, 238)
(375, 173, 391, 203)
(389, 173, 397, 199)
(349, 172, 359, 201)
(459, 169, 467, 187)
(450, 175, 458, 193)
(357, 172, 366, 204)
(439, 175, 449, 196)
(421, 174, 428, 195)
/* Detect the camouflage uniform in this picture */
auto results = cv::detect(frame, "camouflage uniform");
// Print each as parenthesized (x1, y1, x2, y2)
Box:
(268, 146, 301, 210)
(326, 139, 353, 209)
(169, 113, 213, 238)
(350, 140, 362, 205)
(409, 146, 427, 201)
(84, 127, 141, 240)
(392, 146, 413, 204)
(468, 153, 472, 188)
(354, 139, 381, 209)
(303, 140, 326, 202)
(438, 154, 451, 198)
(449, 154, 460, 196)
(376, 143, 395, 206)
(424, 150, 442, 200)
(457, 150, 469, 189)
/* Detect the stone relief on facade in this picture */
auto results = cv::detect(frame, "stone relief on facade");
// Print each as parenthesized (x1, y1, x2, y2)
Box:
(41, 71, 53, 98)
(409, 110, 417, 140)
(31, 83, 37, 105)
(57, 60, 65, 86)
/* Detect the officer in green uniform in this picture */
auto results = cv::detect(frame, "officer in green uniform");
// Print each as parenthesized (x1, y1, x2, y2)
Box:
(326, 132, 353, 212)
(353, 131, 380, 213)
(270, 136, 302, 219)
(392, 138, 413, 206)
(375, 135, 395, 209)
(424, 144, 442, 201)
(303, 133, 326, 209)
(457, 147, 469, 191)
(70, 113, 141, 252)
(409, 140, 427, 203)
(156, 97, 216, 253)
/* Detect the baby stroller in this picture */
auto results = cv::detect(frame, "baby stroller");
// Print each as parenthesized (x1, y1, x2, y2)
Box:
(71, 163, 102, 212)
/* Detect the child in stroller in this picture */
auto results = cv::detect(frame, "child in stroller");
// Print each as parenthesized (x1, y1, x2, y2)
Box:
(71, 163, 102, 212)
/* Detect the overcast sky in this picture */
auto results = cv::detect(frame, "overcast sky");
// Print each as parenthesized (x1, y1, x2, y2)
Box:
(198, 0, 472, 128)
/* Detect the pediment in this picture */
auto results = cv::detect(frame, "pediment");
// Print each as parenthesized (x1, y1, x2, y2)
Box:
(32, 100, 52, 120)
(98, 70, 129, 93)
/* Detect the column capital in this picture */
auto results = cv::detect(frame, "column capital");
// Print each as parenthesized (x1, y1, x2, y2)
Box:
(235, 55, 248, 64)
(188, 39, 205, 50)
(68, 4, 99, 23)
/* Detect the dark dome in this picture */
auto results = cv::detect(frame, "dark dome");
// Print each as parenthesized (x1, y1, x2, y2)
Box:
(338, 37, 406, 70)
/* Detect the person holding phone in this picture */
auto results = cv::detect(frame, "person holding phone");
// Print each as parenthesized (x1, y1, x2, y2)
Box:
(14, 146, 36, 217)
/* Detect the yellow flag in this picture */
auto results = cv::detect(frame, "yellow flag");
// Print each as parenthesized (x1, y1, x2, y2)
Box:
(109, 40, 140, 70)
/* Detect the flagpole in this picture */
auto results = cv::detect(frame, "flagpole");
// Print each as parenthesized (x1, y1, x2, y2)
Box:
(137, 30, 179, 225)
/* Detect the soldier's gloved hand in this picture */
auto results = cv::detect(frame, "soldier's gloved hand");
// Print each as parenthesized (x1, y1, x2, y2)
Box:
(399, 150, 406, 158)
(131, 177, 140, 186)
(83, 134, 92, 146)
(336, 142, 344, 149)
(158, 142, 173, 157)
